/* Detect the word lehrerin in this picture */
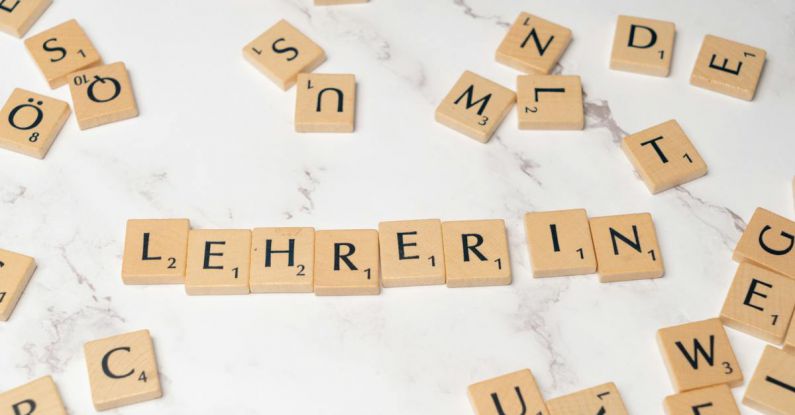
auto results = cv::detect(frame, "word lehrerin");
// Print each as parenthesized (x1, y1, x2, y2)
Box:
(121, 210, 665, 296)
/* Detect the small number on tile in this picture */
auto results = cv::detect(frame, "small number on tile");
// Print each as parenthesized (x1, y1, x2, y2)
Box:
(296, 264, 306, 276)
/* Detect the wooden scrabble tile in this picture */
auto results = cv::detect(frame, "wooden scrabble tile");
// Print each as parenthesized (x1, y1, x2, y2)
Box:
(250, 227, 314, 293)
(589, 213, 664, 283)
(0, 0, 51, 37)
(0, 248, 36, 322)
(442, 219, 511, 288)
(185, 229, 251, 295)
(657, 318, 743, 392)
(744, 345, 795, 415)
(84, 329, 162, 411)
(517, 75, 583, 130)
(315, 0, 368, 4)
(786, 310, 795, 352)
(664, 384, 740, 415)
(435, 71, 516, 143)
(546, 382, 628, 415)
(0, 88, 70, 159)
(378, 219, 446, 288)
(733, 208, 795, 279)
(467, 369, 549, 415)
(68, 62, 138, 130)
(622, 119, 708, 194)
(24, 19, 102, 88)
(122, 219, 190, 285)
(243, 19, 326, 90)
(720, 262, 795, 344)
(0, 376, 67, 415)
(496, 13, 572, 74)
(314, 230, 380, 296)
(690, 35, 766, 101)
(295, 73, 356, 133)
(524, 209, 596, 277)
(610, 15, 675, 77)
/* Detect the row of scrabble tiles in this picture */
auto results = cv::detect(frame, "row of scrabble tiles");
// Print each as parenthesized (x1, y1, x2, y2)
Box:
(0, 18, 139, 159)
(653, 207, 795, 414)
(119, 212, 665, 296)
(0, 329, 162, 411)
(241, 14, 766, 138)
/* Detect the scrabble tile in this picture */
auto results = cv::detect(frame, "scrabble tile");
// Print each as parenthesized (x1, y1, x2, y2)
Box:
(589, 213, 664, 283)
(84, 329, 162, 411)
(378, 219, 446, 288)
(690, 35, 766, 101)
(442, 219, 511, 287)
(314, 229, 380, 296)
(657, 318, 743, 392)
(663, 384, 740, 415)
(243, 19, 326, 90)
(315, 0, 368, 4)
(622, 119, 708, 194)
(185, 229, 251, 295)
(0, 248, 36, 322)
(121, 219, 190, 285)
(435, 71, 516, 143)
(0, 88, 70, 159)
(524, 209, 596, 277)
(0, 0, 51, 37)
(496, 13, 572, 74)
(250, 227, 314, 293)
(24, 19, 102, 88)
(546, 382, 628, 415)
(733, 208, 795, 279)
(786, 310, 795, 352)
(68, 62, 138, 130)
(295, 73, 356, 133)
(467, 369, 549, 415)
(720, 262, 795, 344)
(610, 15, 675, 77)
(0, 376, 67, 415)
(517, 75, 583, 130)
(744, 345, 795, 415)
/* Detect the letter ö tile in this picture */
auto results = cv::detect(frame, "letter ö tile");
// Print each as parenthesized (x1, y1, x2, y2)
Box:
(0, 248, 36, 322)
(589, 213, 664, 282)
(442, 219, 511, 287)
(24, 19, 102, 88)
(68, 62, 139, 130)
(84, 329, 162, 411)
(733, 208, 795, 279)
(0, 88, 70, 159)
(610, 15, 675, 77)
(185, 229, 252, 295)
(690, 35, 766, 101)
(314, 229, 380, 296)
(546, 382, 628, 415)
(657, 318, 743, 392)
(122, 219, 190, 285)
(743, 345, 795, 415)
(378, 219, 446, 288)
(720, 262, 795, 344)
(467, 369, 549, 415)
(295, 73, 356, 133)
(243, 19, 326, 90)
(0, 0, 51, 37)
(0, 376, 67, 415)
(663, 384, 740, 415)
(250, 227, 315, 293)
(496, 13, 572, 74)
(621, 119, 708, 194)
(435, 71, 516, 143)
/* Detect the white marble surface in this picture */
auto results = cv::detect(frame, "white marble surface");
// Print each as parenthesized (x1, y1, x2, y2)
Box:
(1, 0, 794, 413)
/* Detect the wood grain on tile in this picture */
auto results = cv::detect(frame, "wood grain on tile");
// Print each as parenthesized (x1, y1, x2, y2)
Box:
(24, 19, 102, 88)
(468, 369, 549, 415)
(690, 35, 766, 101)
(733, 208, 795, 279)
(314, 229, 380, 295)
(664, 384, 740, 415)
(435, 71, 515, 143)
(0, 248, 36, 322)
(0, 376, 67, 415)
(743, 345, 795, 415)
(68, 62, 138, 130)
(497, 12, 572, 74)
(524, 209, 596, 277)
(243, 19, 325, 90)
(610, 15, 675, 77)
(250, 227, 314, 293)
(122, 219, 190, 285)
(378, 219, 446, 288)
(295, 73, 356, 133)
(442, 219, 511, 287)
(0, 88, 70, 159)
(547, 382, 628, 415)
(590, 213, 664, 282)
(0, 0, 51, 37)
(185, 229, 251, 295)
(517, 75, 583, 130)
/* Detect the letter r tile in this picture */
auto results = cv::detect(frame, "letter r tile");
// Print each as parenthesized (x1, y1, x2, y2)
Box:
(0, 376, 67, 415)
(657, 318, 743, 393)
